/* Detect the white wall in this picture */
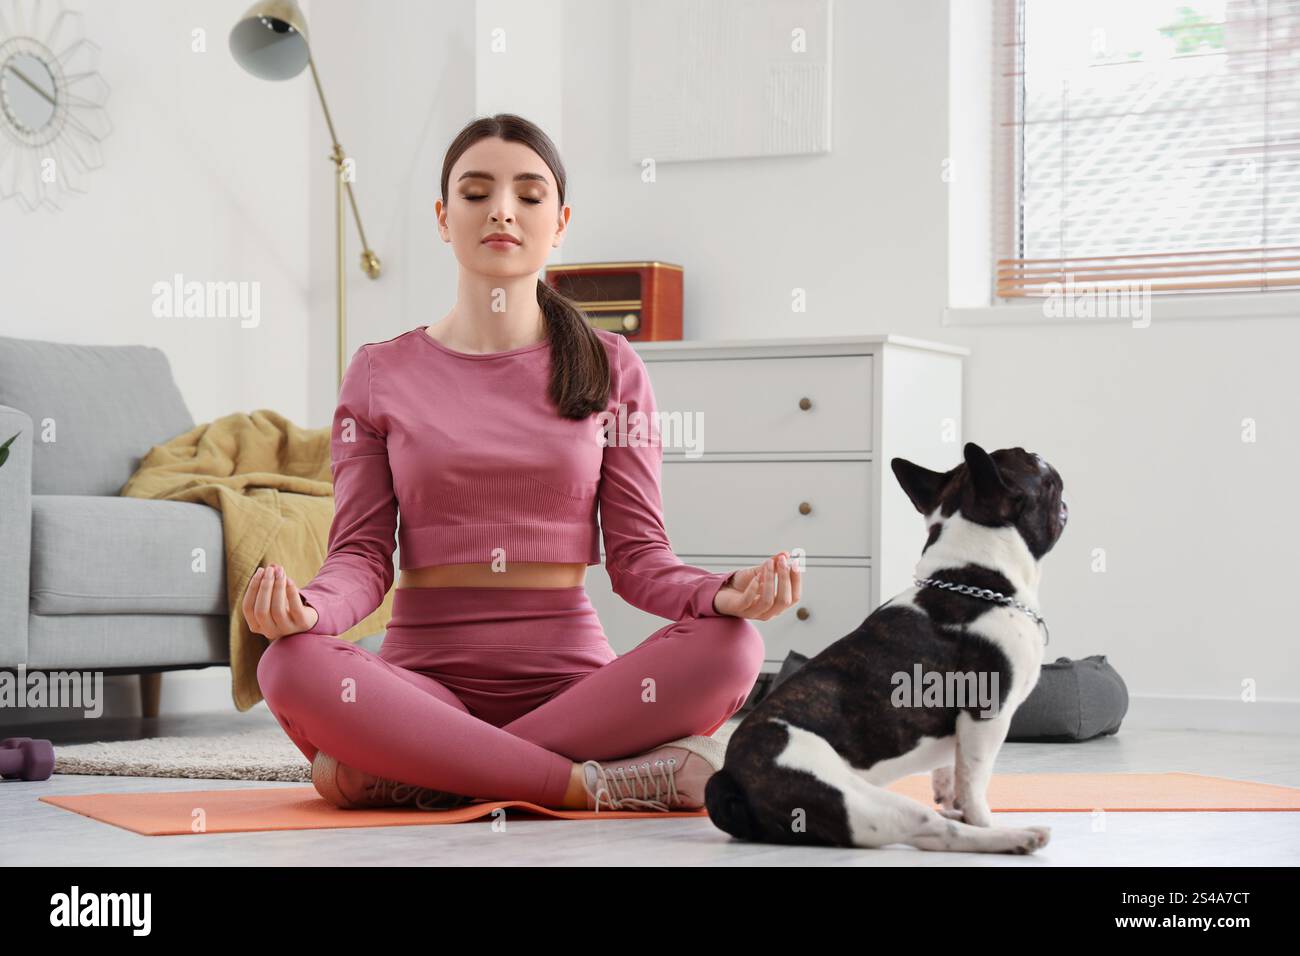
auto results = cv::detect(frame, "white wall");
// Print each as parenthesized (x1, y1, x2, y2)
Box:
(302, 0, 479, 424)
(0, 0, 314, 425)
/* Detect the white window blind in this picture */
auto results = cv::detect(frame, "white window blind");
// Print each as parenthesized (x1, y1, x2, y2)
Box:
(994, 0, 1300, 297)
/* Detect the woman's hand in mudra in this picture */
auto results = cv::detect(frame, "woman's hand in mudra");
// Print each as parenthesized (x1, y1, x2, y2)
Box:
(242, 563, 319, 642)
(712, 551, 801, 620)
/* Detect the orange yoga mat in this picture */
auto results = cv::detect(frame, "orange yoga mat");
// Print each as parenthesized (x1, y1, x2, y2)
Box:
(39, 772, 1300, 836)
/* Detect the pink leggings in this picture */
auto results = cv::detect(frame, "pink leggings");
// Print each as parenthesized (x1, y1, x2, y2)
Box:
(256, 585, 765, 807)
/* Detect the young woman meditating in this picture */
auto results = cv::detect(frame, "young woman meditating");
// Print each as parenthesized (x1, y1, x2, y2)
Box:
(247, 113, 800, 813)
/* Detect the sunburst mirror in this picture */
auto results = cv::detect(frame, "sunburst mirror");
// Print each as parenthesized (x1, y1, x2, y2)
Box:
(0, 0, 111, 212)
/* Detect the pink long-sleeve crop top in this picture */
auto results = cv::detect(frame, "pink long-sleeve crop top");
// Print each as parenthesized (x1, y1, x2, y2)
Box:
(296, 325, 733, 635)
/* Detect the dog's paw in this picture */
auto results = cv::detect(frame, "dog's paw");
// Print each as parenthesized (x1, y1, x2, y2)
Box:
(937, 807, 965, 821)
(1011, 826, 1052, 855)
(931, 766, 955, 809)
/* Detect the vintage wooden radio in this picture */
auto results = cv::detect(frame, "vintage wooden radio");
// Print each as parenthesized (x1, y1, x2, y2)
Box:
(543, 261, 683, 342)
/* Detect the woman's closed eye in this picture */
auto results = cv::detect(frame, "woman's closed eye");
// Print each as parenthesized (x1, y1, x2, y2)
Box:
(463, 195, 543, 204)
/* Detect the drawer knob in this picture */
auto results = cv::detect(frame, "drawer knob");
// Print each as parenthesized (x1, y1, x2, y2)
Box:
(798, 396, 813, 410)
(798, 501, 812, 515)
(796, 606, 810, 621)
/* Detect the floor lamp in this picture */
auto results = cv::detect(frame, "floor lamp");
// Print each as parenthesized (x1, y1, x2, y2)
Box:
(229, 0, 381, 387)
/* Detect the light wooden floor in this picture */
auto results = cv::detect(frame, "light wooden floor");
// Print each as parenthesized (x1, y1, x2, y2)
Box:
(3, 710, 1298, 866)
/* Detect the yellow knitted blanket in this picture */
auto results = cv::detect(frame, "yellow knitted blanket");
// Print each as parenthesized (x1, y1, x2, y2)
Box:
(119, 409, 394, 711)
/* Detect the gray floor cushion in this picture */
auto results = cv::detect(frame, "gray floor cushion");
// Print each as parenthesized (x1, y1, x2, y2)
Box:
(1006, 654, 1129, 742)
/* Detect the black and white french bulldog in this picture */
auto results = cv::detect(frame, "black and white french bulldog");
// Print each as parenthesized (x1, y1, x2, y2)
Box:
(705, 442, 1068, 853)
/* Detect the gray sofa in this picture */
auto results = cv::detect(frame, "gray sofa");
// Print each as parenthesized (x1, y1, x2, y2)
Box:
(0, 334, 376, 719)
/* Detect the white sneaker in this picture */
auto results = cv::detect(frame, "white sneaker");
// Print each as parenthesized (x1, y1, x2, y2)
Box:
(311, 750, 477, 811)
(580, 735, 725, 812)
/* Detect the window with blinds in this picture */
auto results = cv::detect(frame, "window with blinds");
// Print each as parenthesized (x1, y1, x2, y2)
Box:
(994, 0, 1300, 298)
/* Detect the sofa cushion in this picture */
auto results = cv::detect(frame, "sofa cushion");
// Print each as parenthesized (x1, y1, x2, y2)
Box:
(29, 495, 227, 615)
(0, 334, 193, 496)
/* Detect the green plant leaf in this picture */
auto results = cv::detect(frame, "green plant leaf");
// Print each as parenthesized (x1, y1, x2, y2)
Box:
(0, 430, 19, 469)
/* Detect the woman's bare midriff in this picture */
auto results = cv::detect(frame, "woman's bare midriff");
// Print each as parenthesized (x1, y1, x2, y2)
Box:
(397, 562, 588, 589)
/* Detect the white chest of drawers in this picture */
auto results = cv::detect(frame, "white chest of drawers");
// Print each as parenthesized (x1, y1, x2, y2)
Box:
(586, 334, 969, 673)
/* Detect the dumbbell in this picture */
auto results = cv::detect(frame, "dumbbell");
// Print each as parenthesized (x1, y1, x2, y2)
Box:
(0, 737, 55, 781)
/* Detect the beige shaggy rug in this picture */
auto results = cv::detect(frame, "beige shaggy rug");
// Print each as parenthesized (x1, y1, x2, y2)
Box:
(53, 727, 313, 782)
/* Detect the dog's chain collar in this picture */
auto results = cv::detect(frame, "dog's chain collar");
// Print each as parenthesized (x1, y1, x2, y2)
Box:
(913, 576, 1050, 645)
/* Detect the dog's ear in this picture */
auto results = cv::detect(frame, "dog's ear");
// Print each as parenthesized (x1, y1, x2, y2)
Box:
(963, 442, 1018, 503)
(891, 457, 950, 516)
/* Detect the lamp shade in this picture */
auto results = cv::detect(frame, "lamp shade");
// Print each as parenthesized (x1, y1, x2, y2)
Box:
(229, 0, 311, 81)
